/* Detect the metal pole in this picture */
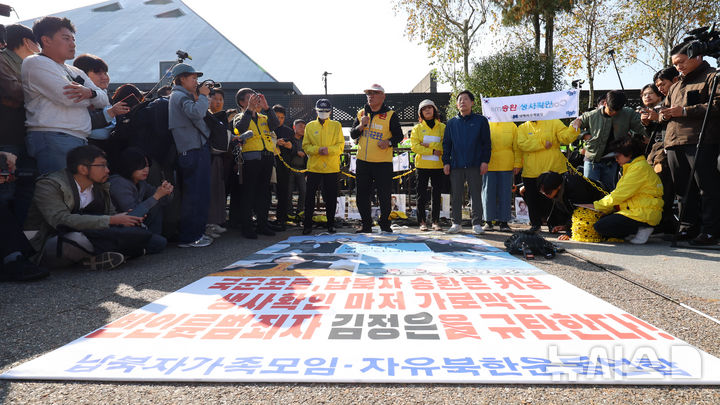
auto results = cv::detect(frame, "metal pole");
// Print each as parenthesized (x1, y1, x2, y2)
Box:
(608, 49, 624, 91)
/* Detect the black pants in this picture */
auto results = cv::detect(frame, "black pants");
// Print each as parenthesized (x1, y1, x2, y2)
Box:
(304, 172, 338, 228)
(241, 155, 274, 230)
(666, 144, 701, 229)
(0, 203, 33, 259)
(274, 157, 290, 223)
(356, 160, 393, 228)
(667, 143, 720, 234)
(416, 168, 444, 224)
(522, 177, 551, 228)
(594, 213, 648, 239)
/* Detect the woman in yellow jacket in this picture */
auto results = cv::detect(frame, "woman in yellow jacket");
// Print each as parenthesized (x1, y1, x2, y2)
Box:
(410, 100, 446, 231)
(578, 135, 663, 244)
(302, 99, 346, 235)
(482, 121, 522, 232)
(517, 119, 578, 232)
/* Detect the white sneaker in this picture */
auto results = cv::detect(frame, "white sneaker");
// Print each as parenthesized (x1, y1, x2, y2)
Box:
(178, 235, 213, 248)
(473, 224, 485, 235)
(482, 222, 494, 231)
(209, 224, 227, 233)
(447, 224, 462, 234)
(629, 226, 654, 244)
(419, 223, 428, 231)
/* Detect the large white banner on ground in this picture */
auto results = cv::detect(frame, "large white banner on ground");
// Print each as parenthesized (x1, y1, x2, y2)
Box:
(482, 90, 580, 123)
(3, 234, 720, 384)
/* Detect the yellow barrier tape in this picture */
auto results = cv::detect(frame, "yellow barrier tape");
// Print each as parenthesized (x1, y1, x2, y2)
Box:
(276, 151, 416, 181)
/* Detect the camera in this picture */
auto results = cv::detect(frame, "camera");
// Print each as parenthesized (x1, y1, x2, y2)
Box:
(197, 79, 221, 93)
(176, 50, 191, 63)
(683, 23, 720, 59)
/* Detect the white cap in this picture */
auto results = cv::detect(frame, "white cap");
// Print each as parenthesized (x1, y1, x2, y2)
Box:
(363, 83, 385, 93)
(418, 99, 437, 114)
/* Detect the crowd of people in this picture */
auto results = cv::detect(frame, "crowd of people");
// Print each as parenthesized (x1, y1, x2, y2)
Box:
(1, 15, 718, 283)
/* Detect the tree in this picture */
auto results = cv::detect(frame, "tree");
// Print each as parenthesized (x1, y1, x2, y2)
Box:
(555, 0, 625, 108)
(394, 0, 491, 82)
(619, 0, 720, 69)
(446, 46, 563, 116)
(493, 0, 573, 56)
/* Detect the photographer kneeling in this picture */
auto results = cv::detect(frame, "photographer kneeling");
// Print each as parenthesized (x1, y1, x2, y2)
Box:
(576, 135, 664, 244)
(24, 145, 154, 270)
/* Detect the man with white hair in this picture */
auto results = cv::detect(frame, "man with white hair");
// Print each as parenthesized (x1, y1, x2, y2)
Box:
(349, 84, 403, 233)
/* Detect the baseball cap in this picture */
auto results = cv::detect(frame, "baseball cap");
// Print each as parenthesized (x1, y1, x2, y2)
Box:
(171, 63, 203, 79)
(293, 119, 307, 126)
(363, 84, 385, 94)
(315, 98, 332, 110)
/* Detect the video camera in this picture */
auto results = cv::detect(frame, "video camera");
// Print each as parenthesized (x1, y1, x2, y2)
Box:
(683, 23, 720, 59)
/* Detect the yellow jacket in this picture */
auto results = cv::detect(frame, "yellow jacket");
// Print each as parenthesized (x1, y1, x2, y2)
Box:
(410, 119, 445, 169)
(593, 156, 664, 226)
(488, 121, 522, 172)
(303, 118, 345, 173)
(355, 109, 395, 162)
(240, 112, 274, 153)
(517, 119, 577, 178)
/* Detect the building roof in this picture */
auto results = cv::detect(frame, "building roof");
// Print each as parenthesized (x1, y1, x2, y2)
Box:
(21, 0, 277, 84)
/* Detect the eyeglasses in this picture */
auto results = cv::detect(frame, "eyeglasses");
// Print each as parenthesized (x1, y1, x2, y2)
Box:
(366, 91, 382, 96)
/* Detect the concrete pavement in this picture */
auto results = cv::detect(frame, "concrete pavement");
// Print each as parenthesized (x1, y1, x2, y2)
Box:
(1, 224, 719, 404)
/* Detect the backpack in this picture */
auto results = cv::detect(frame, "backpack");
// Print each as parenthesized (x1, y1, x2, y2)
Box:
(504, 231, 565, 259)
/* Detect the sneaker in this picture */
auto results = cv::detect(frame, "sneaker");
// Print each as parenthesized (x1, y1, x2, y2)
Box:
(419, 223, 428, 231)
(529, 225, 541, 233)
(447, 224, 462, 234)
(629, 226, 654, 245)
(690, 233, 718, 246)
(473, 224, 485, 235)
(205, 230, 221, 239)
(482, 222, 494, 231)
(0, 256, 50, 282)
(178, 235, 213, 248)
(83, 251, 125, 270)
(209, 224, 227, 234)
(380, 225, 393, 233)
(356, 226, 372, 234)
(498, 222, 512, 232)
(432, 223, 442, 231)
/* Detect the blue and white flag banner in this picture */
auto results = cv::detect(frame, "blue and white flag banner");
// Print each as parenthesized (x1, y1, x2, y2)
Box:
(481, 90, 580, 122)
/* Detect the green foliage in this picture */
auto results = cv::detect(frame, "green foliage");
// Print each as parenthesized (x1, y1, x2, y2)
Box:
(445, 46, 564, 117)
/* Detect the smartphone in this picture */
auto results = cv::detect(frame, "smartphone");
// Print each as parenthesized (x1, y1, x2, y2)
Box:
(128, 204, 149, 218)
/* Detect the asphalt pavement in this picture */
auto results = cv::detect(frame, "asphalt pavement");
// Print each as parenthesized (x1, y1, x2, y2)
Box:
(1, 224, 719, 404)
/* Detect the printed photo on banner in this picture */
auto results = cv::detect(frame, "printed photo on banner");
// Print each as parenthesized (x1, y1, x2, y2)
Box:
(515, 197, 530, 223)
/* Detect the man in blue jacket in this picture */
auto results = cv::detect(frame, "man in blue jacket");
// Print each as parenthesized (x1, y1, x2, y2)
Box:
(442, 90, 491, 234)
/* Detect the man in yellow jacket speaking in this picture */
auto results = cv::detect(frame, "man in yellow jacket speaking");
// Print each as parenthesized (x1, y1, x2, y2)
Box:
(302, 99, 345, 235)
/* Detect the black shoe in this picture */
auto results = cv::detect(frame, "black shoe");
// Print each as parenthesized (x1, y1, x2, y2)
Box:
(380, 225, 393, 233)
(356, 226, 372, 234)
(498, 222, 512, 232)
(268, 222, 285, 232)
(257, 227, 276, 236)
(327, 226, 336, 234)
(242, 230, 258, 239)
(1, 257, 50, 282)
(690, 233, 717, 246)
(529, 225, 541, 233)
(302, 227, 313, 235)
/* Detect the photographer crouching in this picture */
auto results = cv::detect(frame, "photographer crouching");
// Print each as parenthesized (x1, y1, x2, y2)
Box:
(168, 63, 213, 248)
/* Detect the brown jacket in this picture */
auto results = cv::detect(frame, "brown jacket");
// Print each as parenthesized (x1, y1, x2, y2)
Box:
(663, 61, 720, 148)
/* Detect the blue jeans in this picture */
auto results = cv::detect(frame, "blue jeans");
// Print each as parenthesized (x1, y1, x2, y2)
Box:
(583, 160, 618, 191)
(26, 131, 87, 175)
(177, 145, 211, 243)
(0, 144, 37, 224)
(482, 170, 513, 222)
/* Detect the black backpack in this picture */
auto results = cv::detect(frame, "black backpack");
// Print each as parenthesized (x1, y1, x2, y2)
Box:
(504, 231, 564, 259)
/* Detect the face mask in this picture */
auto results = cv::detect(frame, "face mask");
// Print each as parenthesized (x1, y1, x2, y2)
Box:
(317, 109, 331, 119)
